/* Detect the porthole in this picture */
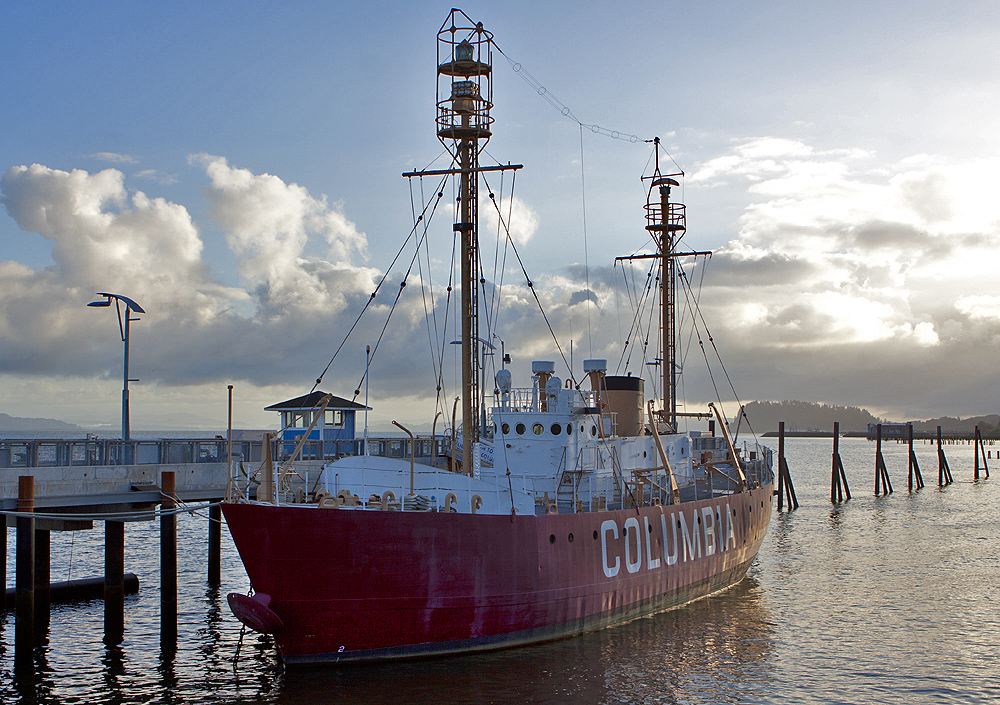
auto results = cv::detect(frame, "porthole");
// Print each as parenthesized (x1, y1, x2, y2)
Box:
(591, 425, 597, 437)
(643, 450, 647, 458)
(533, 423, 544, 435)
(566, 424, 572, 436)
(516, 423, 526, 435)
(551, 423, 561, 436)
(549, 534, 556, 544)
(568, 533, 574, 543)
(593, 530, 599, 540)
(501, 422, 510, 435)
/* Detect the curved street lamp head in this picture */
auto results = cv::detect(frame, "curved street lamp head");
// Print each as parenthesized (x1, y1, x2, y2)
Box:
(92, 292, 145, 314)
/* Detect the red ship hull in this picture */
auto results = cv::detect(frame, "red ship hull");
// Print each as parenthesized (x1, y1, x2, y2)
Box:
(222, 484, 773, 665)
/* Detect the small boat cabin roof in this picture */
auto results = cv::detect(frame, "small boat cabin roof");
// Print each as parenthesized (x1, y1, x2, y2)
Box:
(264, 391, 370, 412)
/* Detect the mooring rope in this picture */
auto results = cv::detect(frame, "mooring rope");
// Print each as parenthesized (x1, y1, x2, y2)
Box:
(0, 501, 216, 522)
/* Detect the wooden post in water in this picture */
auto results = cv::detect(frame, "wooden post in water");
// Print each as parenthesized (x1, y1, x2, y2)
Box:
(212, 384, 230, 585)
(776, 422, 785, 510)
(937, 425, 953, 486)
(15, 476, 35, 667)
(34, 526, 50, 632)
(974, 426, 989, 480)
(776, 422, 799, 510)
(874, 423, 892, 495)
(161, 470, 177, 651)
(974, 426, 980, 480)
(208, 503, 221, 587)
(907, 423, 924, 491)
(104, 520, 125, 645)
(831, 422, 851, 503)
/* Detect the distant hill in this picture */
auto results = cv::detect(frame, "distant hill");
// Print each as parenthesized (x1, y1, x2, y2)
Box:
(911, 415, 1000, 435)
(740, 401, 883, 434)
(0, 412, 80, 431)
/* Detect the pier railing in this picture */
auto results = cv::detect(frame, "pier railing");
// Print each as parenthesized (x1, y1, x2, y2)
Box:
(0, 436, 451, 469)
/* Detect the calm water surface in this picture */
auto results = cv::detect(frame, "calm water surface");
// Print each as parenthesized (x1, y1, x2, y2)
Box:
(2, 437, 998, 703)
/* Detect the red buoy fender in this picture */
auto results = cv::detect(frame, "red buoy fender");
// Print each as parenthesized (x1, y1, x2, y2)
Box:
(227, 592, 284, 634)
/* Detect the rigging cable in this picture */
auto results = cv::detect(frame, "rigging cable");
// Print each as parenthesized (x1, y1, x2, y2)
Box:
(350, 183, 450, 406)
(483, 186, 579, 389)
(310, 172, 450, 394)
(579, 124, 593, 356)
(407, 171, 459, 420)
(493, 44, 646, 145)
(480, 169, 517, 343)
(676, 259, 758, 445)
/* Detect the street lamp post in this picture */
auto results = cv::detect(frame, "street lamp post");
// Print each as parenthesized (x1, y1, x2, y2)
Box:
(88, 293, 144, 460)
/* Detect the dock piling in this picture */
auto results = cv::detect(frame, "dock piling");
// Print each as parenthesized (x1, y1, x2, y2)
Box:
(974, 426, 989, 480)
(208, 503, 221, 587)
(875, 424, 893, 496)
(908, 424, 924, 491)
(34, 526, 50, 632)
(15, 475, 35, 668)
(104, 520, 125, 645)
(776, 422, 799, 510)
(831, 422, 851, 503)
(161, 470, 177, 651)
(937, 426, 953, 486)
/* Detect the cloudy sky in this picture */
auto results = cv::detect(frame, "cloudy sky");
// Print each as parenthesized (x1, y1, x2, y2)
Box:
(2, 1, 999, 431)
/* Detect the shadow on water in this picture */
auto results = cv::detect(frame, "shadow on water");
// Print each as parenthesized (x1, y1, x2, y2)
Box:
(272, 577, 774, 705)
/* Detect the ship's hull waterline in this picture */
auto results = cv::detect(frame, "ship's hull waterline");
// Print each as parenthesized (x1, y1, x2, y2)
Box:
(222, 483, 773, 665)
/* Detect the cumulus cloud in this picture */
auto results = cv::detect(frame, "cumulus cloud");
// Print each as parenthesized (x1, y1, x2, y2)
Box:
(521, 139, 1000, 419)
(193, 154, 371, 317)
(673, 140, 1000, 416)
(0, 160, 390, 395)
(481, 194, 539, 245)
(2, 142, 999, 426)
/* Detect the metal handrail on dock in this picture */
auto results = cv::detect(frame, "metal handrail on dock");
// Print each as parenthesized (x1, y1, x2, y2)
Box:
(0, 435, 452, 469)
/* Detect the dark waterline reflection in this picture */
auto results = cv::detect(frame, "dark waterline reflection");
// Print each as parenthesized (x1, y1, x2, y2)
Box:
(274, 576, 773, 705)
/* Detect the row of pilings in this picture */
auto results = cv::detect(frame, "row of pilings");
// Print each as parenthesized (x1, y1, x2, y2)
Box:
(774, 423, 990, 510)
(2, 471, 223, 676)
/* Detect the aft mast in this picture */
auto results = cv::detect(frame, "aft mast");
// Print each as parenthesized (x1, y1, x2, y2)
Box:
(644, 138, 686, 431)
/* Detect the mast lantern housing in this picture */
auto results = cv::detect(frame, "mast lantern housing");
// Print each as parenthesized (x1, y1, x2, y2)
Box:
(456, 39, 474, 61)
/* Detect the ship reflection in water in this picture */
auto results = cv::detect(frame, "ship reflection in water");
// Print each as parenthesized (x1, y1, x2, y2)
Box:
(278, 576, 774, 705)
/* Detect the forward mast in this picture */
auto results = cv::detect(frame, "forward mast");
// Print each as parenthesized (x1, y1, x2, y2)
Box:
(428, 10, 520, 472)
